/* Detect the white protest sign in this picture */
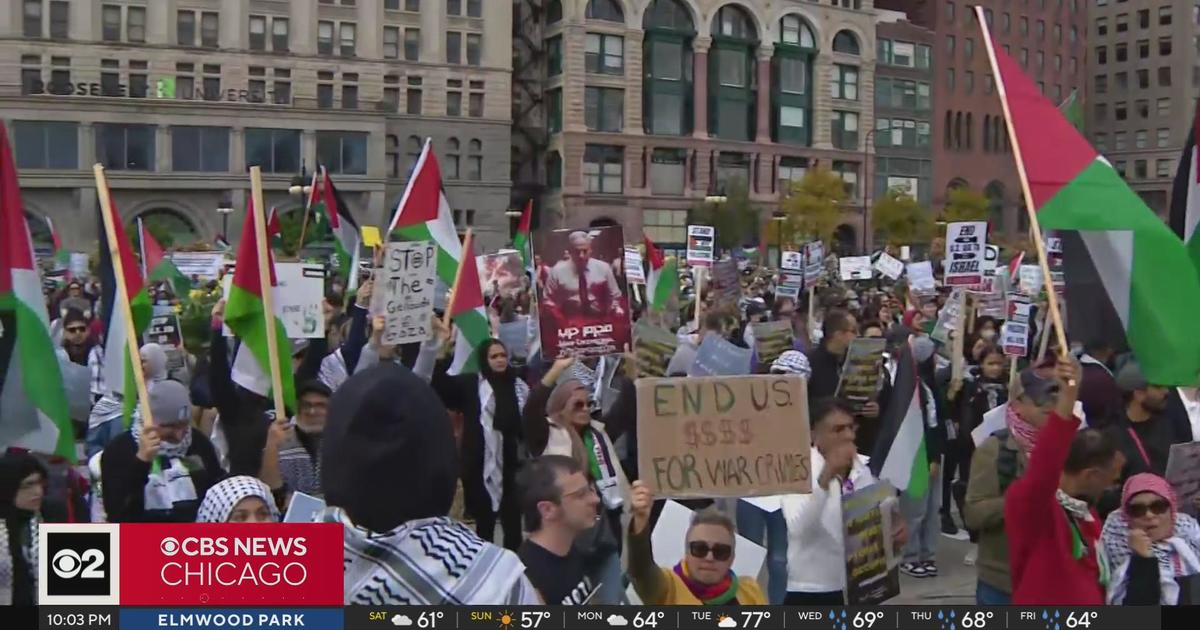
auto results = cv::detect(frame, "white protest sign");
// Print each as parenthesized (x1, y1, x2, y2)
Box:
(223, 262, 325, 339)
(169, 252, 226, 279)
(982, 245, 1000, 276)
(624, 247, 646, 284)
(1001, 294, 1033, 356)
(781, 251, 804, 271)
(372, 241, 436, 346)
(906, 261, 936, 295)
(839, 256, 874, 281)
(686, 225, 715, 267)
(776, 284, 801, 300)
(804, 241, 825, 285)
(873, 252, 905, 280)
(69, 253, 89, 278)
(900, 245, 911, 261)
(944, 221, 987, 286)
(1018, 264, 1043, 296)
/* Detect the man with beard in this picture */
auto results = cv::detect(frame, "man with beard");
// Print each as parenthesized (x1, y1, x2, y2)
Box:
(260, 380, 332, 500)
(1078, 339, 1120, 427)
(1106, 362, 1189, 481)
(60, 308, 94, 366)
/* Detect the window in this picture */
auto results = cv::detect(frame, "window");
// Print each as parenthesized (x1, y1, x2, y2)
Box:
(585, 87, 624, 132)
(468, 0, 482, 17)
(466, 33, 482, 66)
(882, 40, 915, 67)
(407, 76, 422, 114)
(1037, 51, 1044, 70)
(1036, 20, 1045, 39)
(342, 73, 358, 109)
(1159, 37, 1172, 56)
(200, 12, 218, 48)
(405, 28, 420, 61)
(447, 0, 461, 13)
(985, 74, 994, 94)
(586, 33, 624, 74)
(1096, 46, 1106, 65)
(446, 32, 461, 64)
(1159, 6, 1172, 25)
(1114, 160, 1126, 178)
(1115, 102, 1127, 120)
(383, 27, 399, 58)
(1002, 12, 1011, 32)
(945, 1, 955, 21)
(1095, 74, 1107, 93)
(1157, 160, 1172, 178)
(318, 21, 333, 55)
(466, 139, 482, 181)
(23, 0, 42, 37)
(96, 123, 155, 171)
(101, 59, 120, 96)
(1138, 8, 1149, 28)
(778, 156, 808, 189)
(1114, 131, 1127, 150)
(1054, 24, 1062, 42)
(833, 31, 860, 55)
(583, 145, 624, 194)
(1094, 133, 1107, 151)
(546, 152, 562, 189)
(832, 161, 859, 197)
(946, 35, 955, 55)
(1134, 160, 1147, 179)
(178, 10, 195, 46)
(382, 74, 400, 112)
(1116, 14, 1128, 33)
(643, 209, 687, 242)
(171, 126, 229, 172)
(586, 0, 624, 22)
(1020, 48, 1029, 66)
(12, 121, 77, 169)
(273, 17, 289, 51)
(129, 60, 147, 98)
(447, 80, 462, 116)
(1138, 40, 1149, 59)
(832, 65, 858, 100)
(1135, 130, 1148, 149)
(1157, 98, 1171, 117)
(1133, 70, 1143, 89)
(832, 111, 859, 149)
(201, 64, 221, 102)
(548, 36, 562, 76)
(547, 89, 562, 132)
(1095, 103, 1107, 121)
(249, 15, 267, 50)
(469, 91, 484, 117)
(245, 128, 300, 173)
(715, 153, 750, 191)
(340, 23, 356, 56)
(965, 70, 974, 93)
(1020, 16, 1029, 35)
(1158, 129, 1170, 148)
(103, 5, 121, 41)
(443, 138, 459, 177)
(1116, 44, 1127, 62)
(965, 38, 974, 60)
(946, 68, 955, 90)
(317, 132, 368, 175)
(1159, 67, 1172, 86)
(1096, 18, 1106, 36)
(649, 150, 686, 196)
(317, 75, 334, 108)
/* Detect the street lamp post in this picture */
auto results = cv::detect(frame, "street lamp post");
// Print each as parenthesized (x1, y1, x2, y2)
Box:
(216, 194, 234, 241)
(771, 209, 786, 268)
(862, 127, 878, 254)
(505, 209, 523, 245)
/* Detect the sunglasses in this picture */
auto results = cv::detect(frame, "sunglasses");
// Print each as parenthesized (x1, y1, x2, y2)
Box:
(687, 541, 733, 562)
(571, 400, 588, 411)
(1126, 499, 1171, 518)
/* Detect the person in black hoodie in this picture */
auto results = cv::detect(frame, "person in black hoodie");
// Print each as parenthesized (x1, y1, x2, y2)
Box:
(434, 338, 529, 550)
(101, 381, 222, 522)
(0, 452, 46, 606)
(943, 343, 1009, 539)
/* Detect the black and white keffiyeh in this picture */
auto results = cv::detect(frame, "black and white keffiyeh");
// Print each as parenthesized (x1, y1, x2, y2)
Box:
(196, 476, 280, 523)
(1102, 511, 1200, 604)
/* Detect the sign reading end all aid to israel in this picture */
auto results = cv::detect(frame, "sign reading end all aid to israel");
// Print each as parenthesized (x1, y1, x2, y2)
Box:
(39, 523, 344, 606)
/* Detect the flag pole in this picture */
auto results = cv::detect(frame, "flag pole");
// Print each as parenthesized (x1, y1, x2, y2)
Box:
(976, 5, 1070, 361)
(136, 216, 148, 280)
(296, 168, 319, 255)
(93, 165, 153, 427)
(443, 228, 473, 330)
(250, 166, 288, 422)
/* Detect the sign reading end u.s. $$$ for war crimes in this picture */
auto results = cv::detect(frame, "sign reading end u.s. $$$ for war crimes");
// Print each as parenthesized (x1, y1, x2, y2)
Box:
(636, 376, 811, 499)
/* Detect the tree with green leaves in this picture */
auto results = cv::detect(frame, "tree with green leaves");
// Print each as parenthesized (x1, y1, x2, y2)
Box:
(941, 187, 989, 223)
(780, 167, 846, 246)
(871, 188, 933, 246)
(688, 178, 761, 251)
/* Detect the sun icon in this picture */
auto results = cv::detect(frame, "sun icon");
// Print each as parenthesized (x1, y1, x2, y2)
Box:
(497, 611, 515, 630)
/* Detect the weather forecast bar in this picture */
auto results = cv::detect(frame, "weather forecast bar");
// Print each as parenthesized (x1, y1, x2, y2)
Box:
(38, 606, 1161, 630)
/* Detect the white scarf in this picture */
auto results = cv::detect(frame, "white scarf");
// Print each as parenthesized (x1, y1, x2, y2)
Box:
(477, 377, 529, 513)
(131, 415, 198, 512)
(1080, 353, 1113, 376)
(0, 516, 38, 605)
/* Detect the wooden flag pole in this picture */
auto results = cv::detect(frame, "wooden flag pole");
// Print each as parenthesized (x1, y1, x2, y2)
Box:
(250, 166, 288, 422)
(692, 265, 705, 331)
(295, 169, 318, 255)
(976, 5, 1070, 364)
(93, 164, 153, 427)
(443, 228, 474, 330)
(951, 289, 967, 384)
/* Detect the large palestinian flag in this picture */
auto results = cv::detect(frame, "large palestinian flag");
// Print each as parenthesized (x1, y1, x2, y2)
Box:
(869, 341, 929, 498)
(314, 167, 361, 290)
(387, 139, 463, 290)
(445, 231, 490, 375)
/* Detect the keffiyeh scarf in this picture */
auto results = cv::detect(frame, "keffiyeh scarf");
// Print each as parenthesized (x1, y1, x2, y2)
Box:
(1102, 512, 1200, 604)
(1005, 403, 1040, 455)
(0, 516, 38, 605)
(196, 475, 280, 523)
(478, 378, 530, 512)
(131, 415, 197, 512)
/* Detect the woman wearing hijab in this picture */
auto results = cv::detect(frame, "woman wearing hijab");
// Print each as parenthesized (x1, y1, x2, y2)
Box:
(197, 476, 280, 523)
(0, 452, 46, 606)
(101, 381, 222, 522)
(435, 338, 529, 550)
(86, 343, 170, 458)
(1102, 473, 1200, 604)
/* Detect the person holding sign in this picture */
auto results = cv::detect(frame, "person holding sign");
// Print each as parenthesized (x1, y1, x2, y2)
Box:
(627, 480, 767, 605)
(1100, 473, 1200, 605)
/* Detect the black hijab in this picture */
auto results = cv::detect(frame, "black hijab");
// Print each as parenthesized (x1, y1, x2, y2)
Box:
(476, 339, 521, 437)
(1, 451, 46, 607)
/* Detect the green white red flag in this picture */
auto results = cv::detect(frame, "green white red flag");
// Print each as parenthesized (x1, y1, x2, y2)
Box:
(446, 232, 490, 375)
(387, 139, 463, 290)
(137, 217, 191, 297)
(513, 200, 533, 269)
(644, 234, 678, 311)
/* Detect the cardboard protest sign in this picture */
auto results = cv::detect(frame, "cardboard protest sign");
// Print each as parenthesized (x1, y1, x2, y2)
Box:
(873, 252, 904, 280)
(144, 312, 186, 370)
(169, 252, 225, 279)
(535, 225, 632, 359)
(686, 225, 715, 267)
(804, 241, 825, 285)
(836, 338, 887, 414)
(636, 376, 812, 499)
(781, 251, 804, 271)
(624, 247, 646, 284)
(1166, 442, 1200, 519)
(752, 320, 794, 371)
(776, 284, 801, 301)
(839, 256, 873, 281)
(843, 482, 900, 605)
(905, 261, 936, 296)
(687, 334, 753, 377)
(1017, 264, 1043, 296)
(944, 221, 987, 286)
(372, 241, 436, 346)
(477, 251, 526, 299)
(222, 262, 325, 339)
(1001, 294, 1033, 356)
(930, 289, 963, 345)
(711, 258, 741, 306)
(497, 317, 530, 362)
(634, 320, 679, 378)
(978, 267, 1008, 318)
(69, 252, 90, 278)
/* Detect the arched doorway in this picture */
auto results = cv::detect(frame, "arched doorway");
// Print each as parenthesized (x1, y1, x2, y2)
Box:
(133, 209, 199, 249)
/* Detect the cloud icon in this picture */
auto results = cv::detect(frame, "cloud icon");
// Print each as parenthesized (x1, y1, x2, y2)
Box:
(718, 616, 739, 629)
(606, 615, 629, 627)
(391, 615, 413, 627)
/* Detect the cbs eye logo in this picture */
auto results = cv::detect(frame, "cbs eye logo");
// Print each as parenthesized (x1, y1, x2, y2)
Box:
(46, 532, 111, 596)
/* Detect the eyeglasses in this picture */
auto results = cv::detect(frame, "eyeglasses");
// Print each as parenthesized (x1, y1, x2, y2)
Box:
(687, 541, 733, 562)
(571, 400, 588, 411)
(561, 484, 596, 500)
(1126, 499, 1170, 518)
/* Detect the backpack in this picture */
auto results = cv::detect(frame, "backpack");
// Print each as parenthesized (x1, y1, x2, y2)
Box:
(991, 429, 1021, 494)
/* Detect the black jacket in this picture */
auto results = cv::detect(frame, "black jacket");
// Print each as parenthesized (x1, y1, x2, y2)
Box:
(805, 343, 845, 406)
(100, 430, 222, 523)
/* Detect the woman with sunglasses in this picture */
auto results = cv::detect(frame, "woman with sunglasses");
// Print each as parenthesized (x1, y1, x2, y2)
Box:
(627, 480, 766, 605)
(1100, 473, 1200, 604)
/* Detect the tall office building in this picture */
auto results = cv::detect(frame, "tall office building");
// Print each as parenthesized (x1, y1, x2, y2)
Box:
(5, 0, 513, 252)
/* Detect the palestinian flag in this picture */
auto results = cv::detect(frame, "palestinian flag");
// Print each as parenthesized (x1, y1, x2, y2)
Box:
(1169, 100, 1200, 276)
(644, 234, 678, 311)
(46, 216, 69, 272)
(869, 341, 929, 498)
(982, 9, 1200, 384)
(513, 200, 533, 269)
(0, 122, 73, 459)
(387, 138, 463, 289)
(315, 168, 361, 290)
(1058, 89, 1084, 133)
(446, 231, 490, 375)
(97, 186, 153, 426)
(226, 199, 296, 413)
(137, 217, 190, 297)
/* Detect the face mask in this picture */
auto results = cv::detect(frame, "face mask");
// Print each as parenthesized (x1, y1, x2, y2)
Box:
(980, 329, 997, 340)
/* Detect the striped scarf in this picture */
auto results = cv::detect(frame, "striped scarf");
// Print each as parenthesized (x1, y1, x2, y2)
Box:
(1005, 403, 1040, 455)
(672, 560, 739, 605)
